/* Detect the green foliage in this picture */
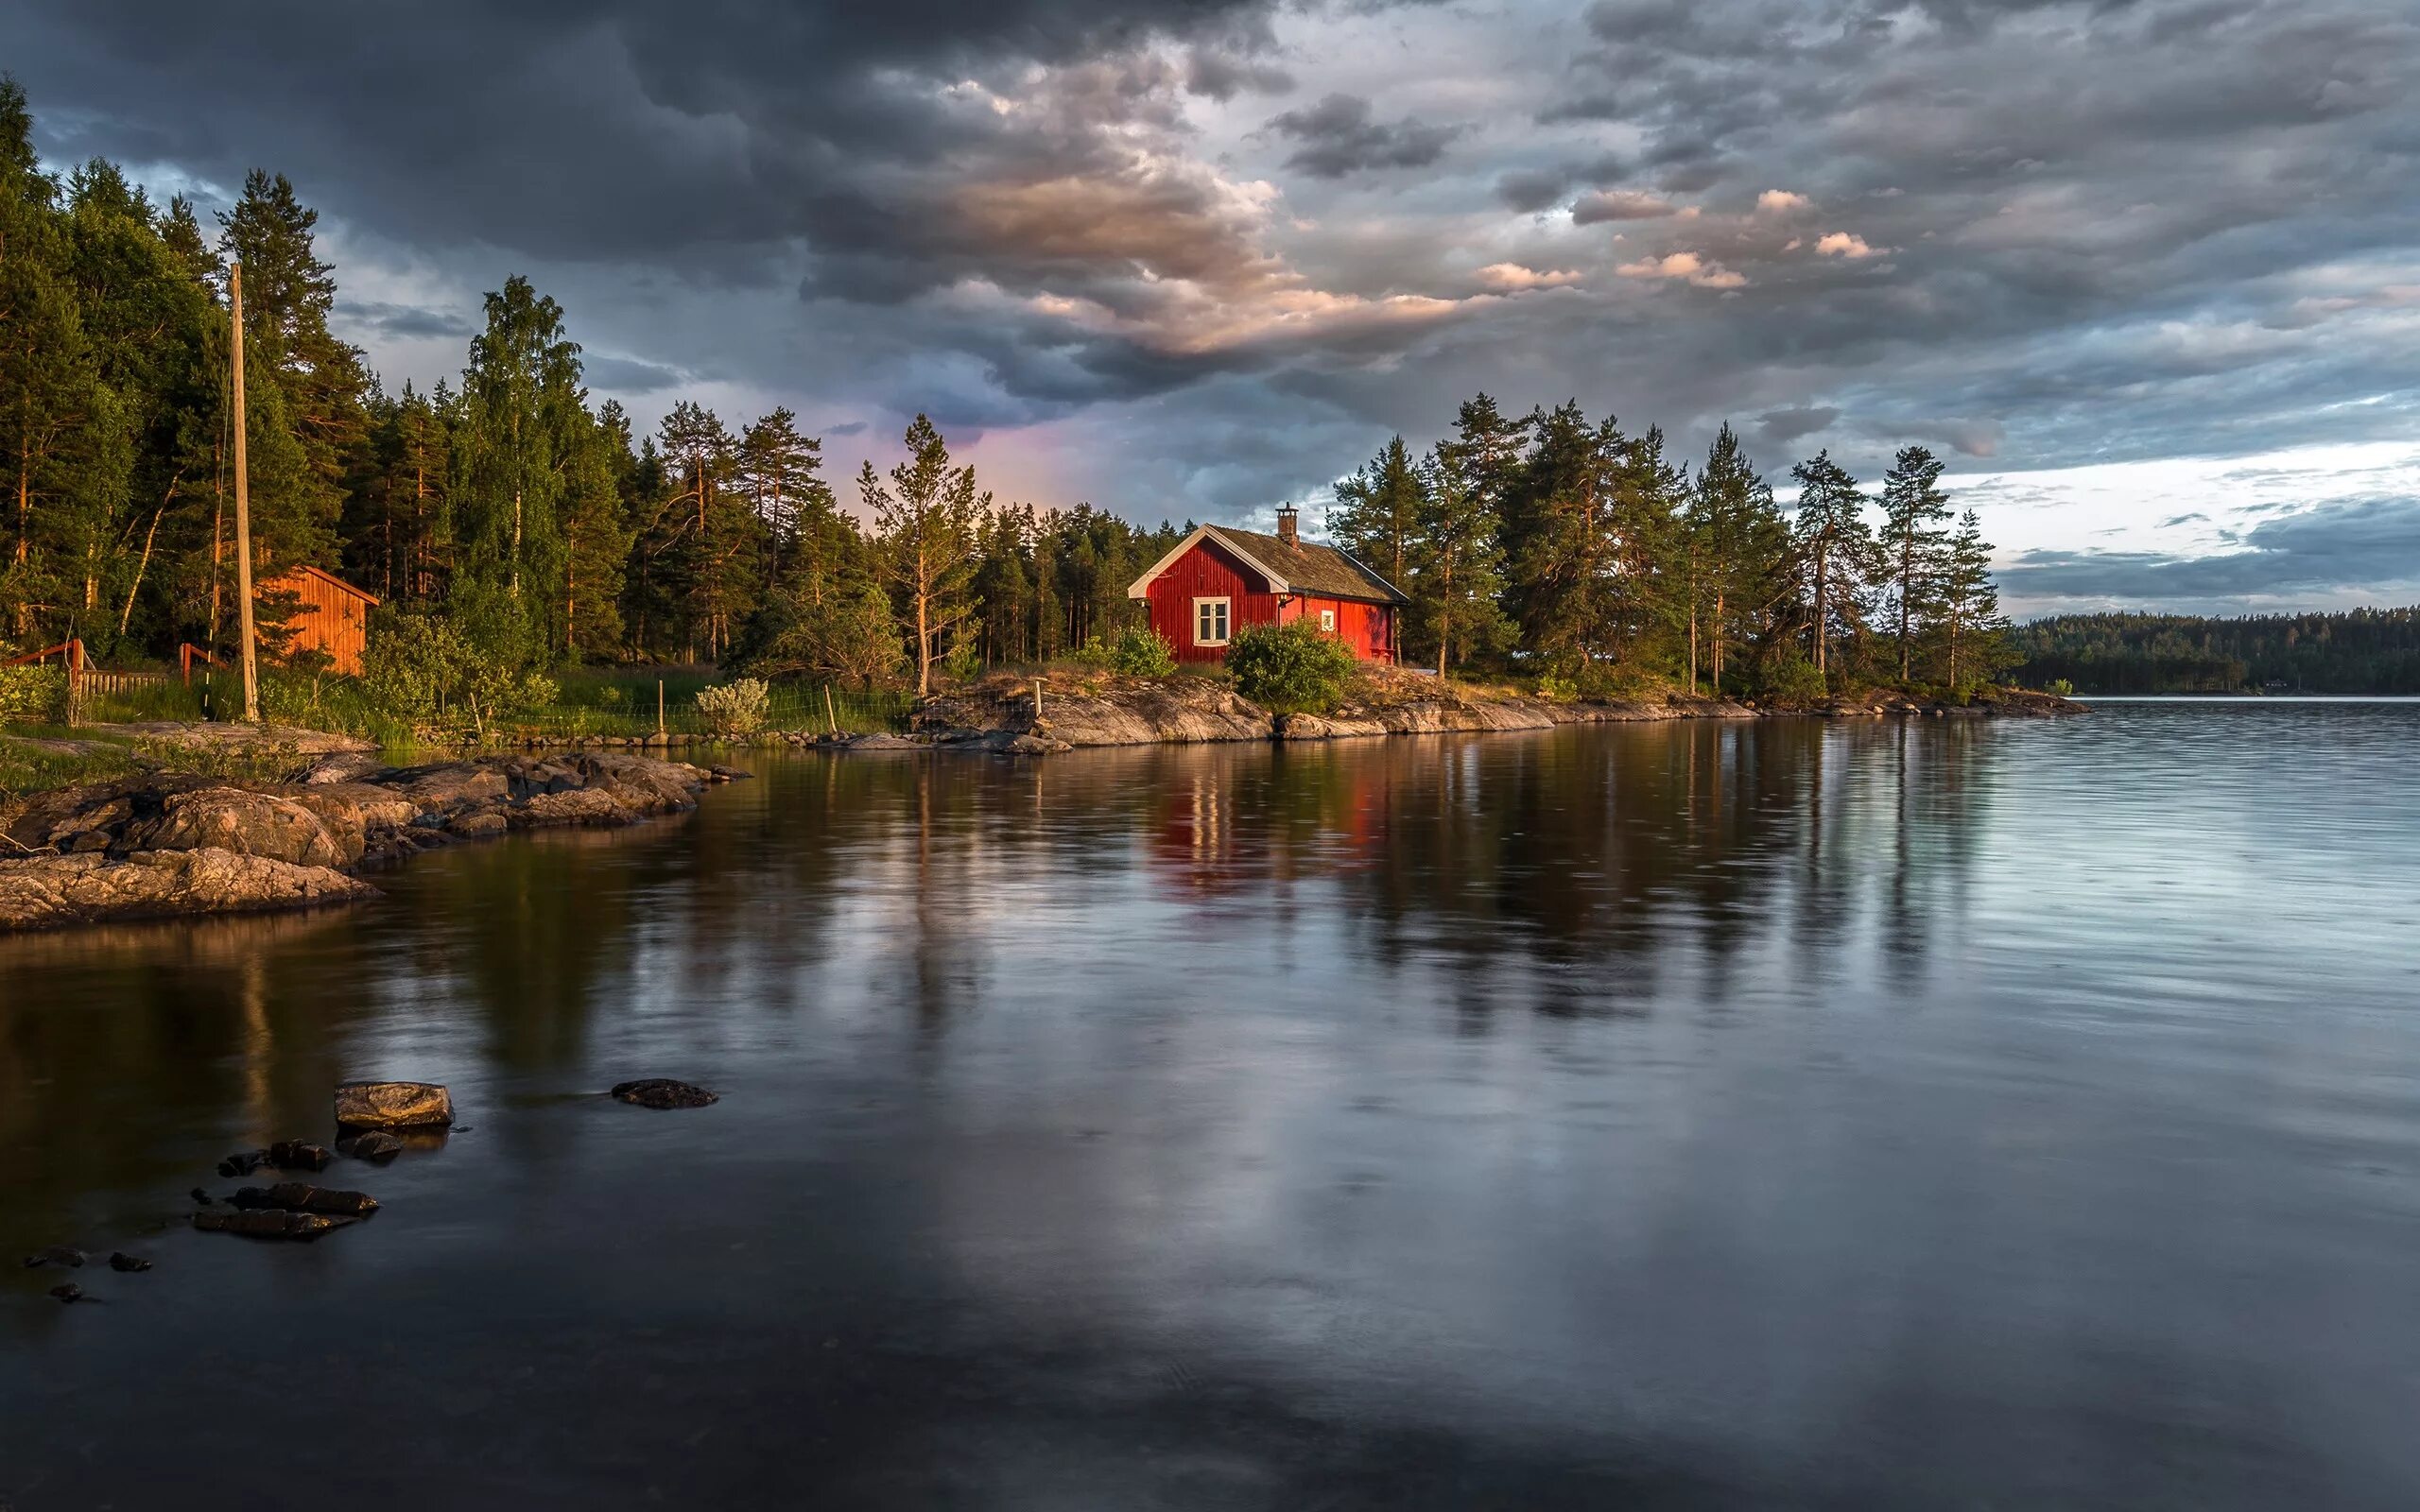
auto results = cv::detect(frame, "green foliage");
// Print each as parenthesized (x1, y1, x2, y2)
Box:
(1075, 624, 1178, 679)
(1760, 653, 1829, 703)
(1534, 672, 1577, 703)
(361, 610, 554, 740)
(2046, 678, 2075, 696)
(693, 677, 769, 737)
(0, 665, 68, 722)
(1224, 620, 1357, 714)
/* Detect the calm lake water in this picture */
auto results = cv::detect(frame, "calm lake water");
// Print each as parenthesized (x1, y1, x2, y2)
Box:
(4, 704, 2418, 1509)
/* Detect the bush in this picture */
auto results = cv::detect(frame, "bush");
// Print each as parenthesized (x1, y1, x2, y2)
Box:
(0, 665, 67, 723)
(1534, 672, 1578, 703)
(1758, 654, 1828, 703)
(694, 678, 769, 737)
(1224, 620, 1357, 714)
(1077, 625, 1179, 679)
(2047, 677, 2075, 697)
(361, 612, 555, 741)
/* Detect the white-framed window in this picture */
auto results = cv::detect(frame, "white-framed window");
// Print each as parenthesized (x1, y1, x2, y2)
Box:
(1319, 609, 1337, 633)
(1193, 596, 1232, 646)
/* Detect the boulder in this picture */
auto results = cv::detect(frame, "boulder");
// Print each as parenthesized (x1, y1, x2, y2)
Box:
(0, 849, 377, 931)
(267, 1140, 333, 1172)
(108, 1251, 152, 1273)
(611, 1078, 719, 1109)
(229, 1182, 379, 1216)
(511, 787, 629, 828)
(335, 1131, 404, 1163)
(286, 783, 421, 865)
(446, 809, 509, 839)
(130, 786, 350, 868)
(217, 1150, 268, 1178)
(387, 763, 510, 809)
(22, 1246, 85, 1269)
(335, 1080, 453, 1130)
(49, 1283, 83, 1302)
(194, 1210, 356, 1241)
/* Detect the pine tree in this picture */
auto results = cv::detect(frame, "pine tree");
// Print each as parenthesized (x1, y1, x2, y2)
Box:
(1788, 451, 1877, 684)
(1878, 444, 1953, 683)
(862, 414, 981, 695)
(1683, 424, 1789, 694)
(1500, 401, 1630, 672)
(1414, 441, 1512, 676)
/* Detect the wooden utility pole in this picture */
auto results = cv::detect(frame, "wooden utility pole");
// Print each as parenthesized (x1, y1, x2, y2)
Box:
(230, 263, 261, 722)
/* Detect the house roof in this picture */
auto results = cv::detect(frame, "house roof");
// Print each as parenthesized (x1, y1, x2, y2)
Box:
(1127, 524, 1409, 605)
(268, 562, 381, 607)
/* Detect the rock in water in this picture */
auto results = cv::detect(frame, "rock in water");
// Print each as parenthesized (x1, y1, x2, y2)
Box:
(267, 1140, 333, 1172)
(335, 1131, 404, 1163)
(22, 1246, 85, 1269)
(217, 1149, 268, 1177)
(190, 1188, 213, 1205)
(108, 1252, 152, 1273)
(611, 1078, 719, 1109)
(194, 1210, 355, 1242)
(228, 1183, 380, 1216)
(50, 1283, 84, 1303)
(335, 1080, 453, 1129)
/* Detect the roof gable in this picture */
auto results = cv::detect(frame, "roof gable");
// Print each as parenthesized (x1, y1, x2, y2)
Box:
(1128, 524, 1407, 604)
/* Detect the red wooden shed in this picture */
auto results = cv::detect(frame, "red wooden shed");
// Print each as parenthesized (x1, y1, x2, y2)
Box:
(263, 564, 379, 676)
(1127, 507, 1408, 665)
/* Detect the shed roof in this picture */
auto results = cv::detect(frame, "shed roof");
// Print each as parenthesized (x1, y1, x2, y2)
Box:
(1127, 524, 1408, 605)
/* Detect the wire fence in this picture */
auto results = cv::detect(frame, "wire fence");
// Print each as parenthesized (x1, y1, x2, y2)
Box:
(509, 682, 916, 739)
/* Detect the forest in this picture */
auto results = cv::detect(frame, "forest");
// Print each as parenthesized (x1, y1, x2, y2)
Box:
(2011, 609, 2420, 695)
(0, 77, 2014, 713)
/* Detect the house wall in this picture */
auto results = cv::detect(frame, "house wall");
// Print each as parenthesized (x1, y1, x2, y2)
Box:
(1142, 541, 1394, 664)
(267, 568, 374, 676)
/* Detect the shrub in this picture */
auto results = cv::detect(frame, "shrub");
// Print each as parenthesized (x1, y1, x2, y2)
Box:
(361, 612, 555, 741)
(694, 678, 770, 737)
(1534, 672, 1578, 703)
(1077, 625, 1179, 679)
(1758, 654, 1828, 704)
(0, 665, 67, 723)
(1224, 620, 1357, 714)
(2047, 678, 2075, 697)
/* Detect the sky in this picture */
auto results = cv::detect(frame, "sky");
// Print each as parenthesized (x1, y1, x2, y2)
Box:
(7, 0, 2416, 617)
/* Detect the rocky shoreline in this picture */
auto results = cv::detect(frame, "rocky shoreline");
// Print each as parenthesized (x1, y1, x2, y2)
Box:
(0, 748, 744, 932)
(909, 677, 2084, 751)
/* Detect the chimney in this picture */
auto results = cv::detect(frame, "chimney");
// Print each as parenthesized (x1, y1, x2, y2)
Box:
(1275, 504, 1299, 546)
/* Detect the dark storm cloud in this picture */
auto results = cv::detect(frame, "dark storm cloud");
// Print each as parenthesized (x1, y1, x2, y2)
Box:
(4, 0, 2414, 575)
(1266, 94, 1460, 179)
(580, 354, 685, 394)
(2000, 495, 2420, 606)
(336, 301, 475, 341)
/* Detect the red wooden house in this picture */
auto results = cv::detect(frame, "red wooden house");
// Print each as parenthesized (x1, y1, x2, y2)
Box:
(1127, 507, 1408, 664)
(262, 564, 379, 676)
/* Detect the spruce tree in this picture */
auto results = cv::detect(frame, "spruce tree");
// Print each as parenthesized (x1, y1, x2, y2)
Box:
(454, 275, 586, 660)
(1414, 441, 1512, 676)
(1938, 508, 2009, 690)
(1327, 434, 1424, 596)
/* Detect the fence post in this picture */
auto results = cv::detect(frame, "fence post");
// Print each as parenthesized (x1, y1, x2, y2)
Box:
(824, 684, 838, 736)
(657, 679, 666, 737)
(1033, 679, 1044, 730)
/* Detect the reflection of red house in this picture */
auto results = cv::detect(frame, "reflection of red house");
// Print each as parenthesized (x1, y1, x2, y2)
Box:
(1127, 507, 1407, 664)
(265, 565, 378, 676)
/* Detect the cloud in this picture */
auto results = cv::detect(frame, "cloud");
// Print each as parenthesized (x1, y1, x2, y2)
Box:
(1814, 231, 1880, 259)
(1756, 405, 1840, 445)
(1999, 494, 2420, 610)
(1616, 251, 1746, 289)
(1570, 188, 1678, 224)
(1475, 263, 1582, 291)
(1266, 93, 1459, 179)
(1756, 190, 1809, 214)
(336, 300, 475, 340)
(582, 353, 686, 393)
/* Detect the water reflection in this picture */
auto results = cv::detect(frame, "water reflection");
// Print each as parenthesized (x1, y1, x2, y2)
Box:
(4, 707, 2418, 1508)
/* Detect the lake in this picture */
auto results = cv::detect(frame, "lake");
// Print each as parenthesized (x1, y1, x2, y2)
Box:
(4, 703, 2417, 1508)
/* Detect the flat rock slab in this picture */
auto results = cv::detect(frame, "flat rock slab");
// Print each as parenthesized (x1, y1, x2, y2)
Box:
(230, 1183, 379, 1216)
(22, 1246, 85, 1269)
(335, 1080, 453, 1129)
(612, 1078, 719, 1109)
(194, 1210, 356, 1241)
(267, 1141, 332, 1172)
(0, 848, 375, 931)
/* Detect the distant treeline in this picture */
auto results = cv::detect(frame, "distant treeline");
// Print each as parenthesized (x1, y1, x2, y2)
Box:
(2011, 609, 2420, 694)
